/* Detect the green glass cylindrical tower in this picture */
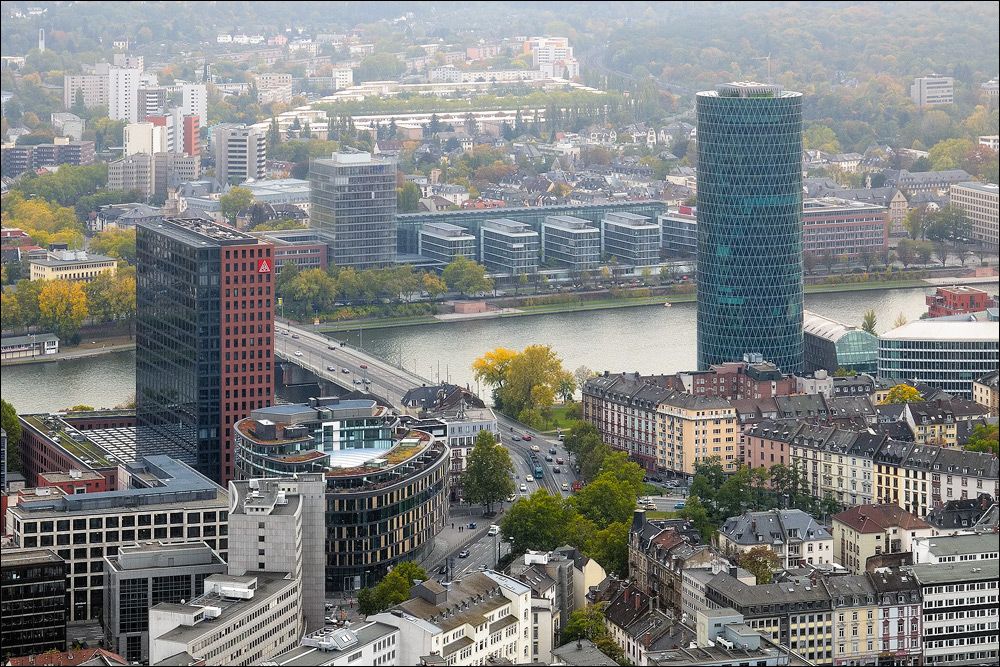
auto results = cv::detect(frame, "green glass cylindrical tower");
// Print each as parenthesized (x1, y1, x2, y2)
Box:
(696, 82, 804, 373)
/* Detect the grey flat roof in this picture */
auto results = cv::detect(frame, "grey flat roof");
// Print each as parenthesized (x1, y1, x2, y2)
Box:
(880, 320, 998, 342)
(551, 639, 619, 666)
(269, 621, 399, 666)
(920, 533, 1000, 557)
(8, 456, 225, 517)
(138, 218, 258, 247)
(909, 561, 999, 585)
(152, 572, 296, 644)
(1, 333, 60, 346)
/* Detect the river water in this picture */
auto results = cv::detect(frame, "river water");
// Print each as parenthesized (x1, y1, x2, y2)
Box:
(3, 283, 995, 413)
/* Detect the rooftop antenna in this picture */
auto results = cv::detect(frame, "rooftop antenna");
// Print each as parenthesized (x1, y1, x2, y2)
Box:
(752, 53, 772, 84)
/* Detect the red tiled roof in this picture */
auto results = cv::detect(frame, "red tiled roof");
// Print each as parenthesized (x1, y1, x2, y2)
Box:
(833, 504, 932, 533)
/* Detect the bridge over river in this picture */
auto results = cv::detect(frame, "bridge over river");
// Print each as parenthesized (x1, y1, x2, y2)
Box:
(274, 321, 427, 410)
(275, 320, 569, 498)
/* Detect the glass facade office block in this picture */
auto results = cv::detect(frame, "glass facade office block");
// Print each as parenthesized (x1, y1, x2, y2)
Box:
(878, 323, 999, 399)
(601, 212, 660, 267)
(1, 550, 67, 658)
(659, 210, 698, 256)
(418, 222, 477, 264)
(136, 229, 216, 471)
(803, 311, 877, 374)
(541, 215, 600, 271)
(137, 220, 273, 485)
(833, 332, 879, 373)
(480, 218, 539, 275)
(696, 82, 804, 373)
(310, 152, 397, 270)
(397, 201, 668, 256)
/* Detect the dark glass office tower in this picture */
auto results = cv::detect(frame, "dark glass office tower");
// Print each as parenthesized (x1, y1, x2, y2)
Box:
(696, 82, 804, 373)
(310, 150, 397, 269)
(136, 218, 274, 485)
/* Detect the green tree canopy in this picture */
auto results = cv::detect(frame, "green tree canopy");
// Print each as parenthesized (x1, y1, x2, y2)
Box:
(499, 490, 576, 555)
(861, 310, 877, 335)
(397, 181, 421, 213)
(464, 431, 515, 514)
(561, 603, 625, 663)
(442, 256, 493, 296)
(739, 545, 781, 584)
(356, 561, 428, 615)
(569, 474, 638, 530)
(1, 399, 22, 473)
(964, 424, 999, 456)
(219, 187, 255, 225)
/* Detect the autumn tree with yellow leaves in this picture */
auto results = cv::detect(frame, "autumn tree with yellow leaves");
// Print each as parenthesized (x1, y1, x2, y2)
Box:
(879, 384, 922, 405)
(38, 279, 89, 341)
(472, 344, 574, 428)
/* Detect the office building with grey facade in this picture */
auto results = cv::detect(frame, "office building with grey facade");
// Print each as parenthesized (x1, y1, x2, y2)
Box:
(540, 215, 600, 271)
(228, 474, 326, 633)
(480, 218, 540, 276)
(212, 124, 266, 183)
(600, 211, 660, 268)
(103, 541, 227, 663)
(418, 222, 477, 265)
(309, 151, 397, 270)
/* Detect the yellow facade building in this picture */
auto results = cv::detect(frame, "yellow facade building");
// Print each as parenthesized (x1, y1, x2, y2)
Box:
(30, 249, 118, 282)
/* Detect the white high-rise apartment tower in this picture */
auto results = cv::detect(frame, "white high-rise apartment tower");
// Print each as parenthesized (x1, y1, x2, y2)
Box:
(182, 84, 208, 126)
(109, 68, 142, 122)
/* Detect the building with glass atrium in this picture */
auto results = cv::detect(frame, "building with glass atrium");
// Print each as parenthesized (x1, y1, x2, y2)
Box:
(232, 398, 448, 592)
(696, 82, 804, 373)
(802, 311, 878, 374)
(309, 151, 397, 269)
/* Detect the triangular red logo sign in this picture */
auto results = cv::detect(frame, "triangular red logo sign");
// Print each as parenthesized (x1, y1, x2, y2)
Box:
(258, 259, 272, 273)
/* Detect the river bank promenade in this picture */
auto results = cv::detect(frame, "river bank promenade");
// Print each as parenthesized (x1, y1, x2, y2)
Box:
(1, 336, 136, 366)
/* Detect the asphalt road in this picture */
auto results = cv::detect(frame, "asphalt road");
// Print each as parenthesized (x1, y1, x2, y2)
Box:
(278, 321, 424, 408)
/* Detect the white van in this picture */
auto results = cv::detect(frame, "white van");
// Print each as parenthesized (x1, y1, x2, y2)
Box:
(488, 524, 500, 536)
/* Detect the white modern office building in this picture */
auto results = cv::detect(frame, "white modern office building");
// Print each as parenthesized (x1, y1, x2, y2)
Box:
(911, 76, 954, 106)
(182, 84, 208, 125)
(878, 321, 999, 399)
(480, 218, 540, 276)
(540, 215, 600, 271)
(600, 211, 660, 268)
(419, 222, 477, 264)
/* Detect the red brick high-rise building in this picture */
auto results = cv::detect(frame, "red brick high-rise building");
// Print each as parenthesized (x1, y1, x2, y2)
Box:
(136, 218, 274, 485)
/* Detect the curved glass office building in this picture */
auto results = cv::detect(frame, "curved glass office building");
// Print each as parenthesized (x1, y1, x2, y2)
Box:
(696, 82, 804, 373)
